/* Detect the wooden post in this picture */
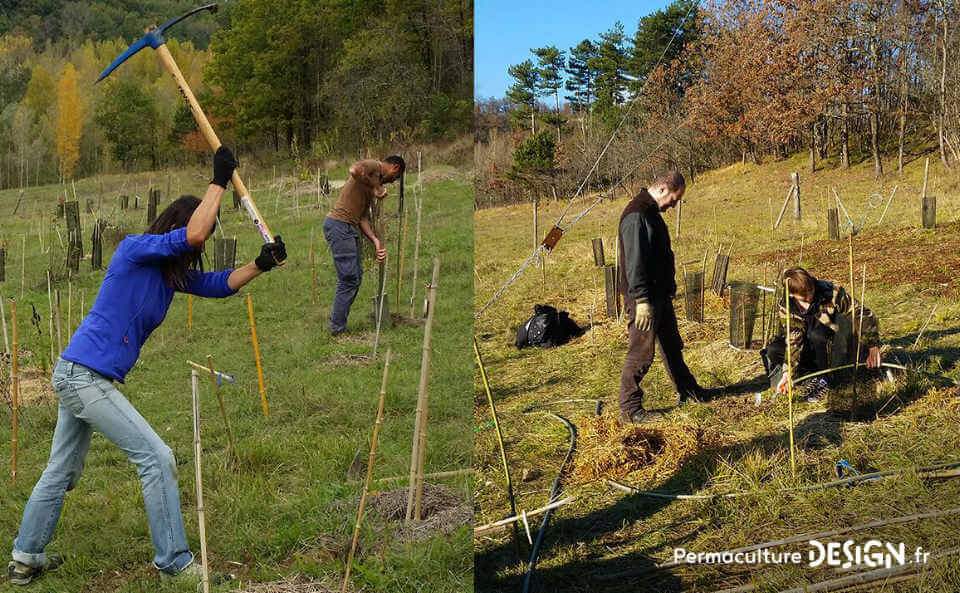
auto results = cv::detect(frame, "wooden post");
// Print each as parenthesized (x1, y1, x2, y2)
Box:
(922, 196, 936, 228)
(10, 299, 18, 483)
(533, 199, 539, 259)
(187, 294, 193, 332)
(406, 259, 439, 522)
(247, 294, 269, 419)
(214, 238, 237, 271)
(65, 201, 82, 272)
(310, 229, 316, 309)
(774, 185, 796, 229)
(342, 349, 392, 593)
(190, 371, 211, 593)
(0, 247, 5, 282)
(119, 195, 129, 210)
(791, 171, 801, 221)
(675, 197, 682, 238)
(396, 169, 406, 310)
(827, 208, 840, 240)
(147, 189, 159, 225)
(591, 238, 605, 267)
(205, 355, 236, 462)
(91, 219, 103, 270)
(232, 189, 241, 210)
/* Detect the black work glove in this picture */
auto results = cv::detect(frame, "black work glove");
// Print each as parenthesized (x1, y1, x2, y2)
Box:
(211, 146, 238, 188)
(255, 235, 286, 271)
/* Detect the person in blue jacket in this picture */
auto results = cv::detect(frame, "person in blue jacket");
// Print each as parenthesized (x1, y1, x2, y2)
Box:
(8, 147, 286, 585)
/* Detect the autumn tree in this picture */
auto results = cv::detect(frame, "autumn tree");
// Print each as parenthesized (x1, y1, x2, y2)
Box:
(56, 62, 82, 180)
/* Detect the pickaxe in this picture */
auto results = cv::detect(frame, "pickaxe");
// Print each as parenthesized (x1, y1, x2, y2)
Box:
(96, 3, 275, 245)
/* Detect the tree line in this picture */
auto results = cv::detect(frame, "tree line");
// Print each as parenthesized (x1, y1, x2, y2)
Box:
(0, 0, 472, 191)
(476, 0, 958, 207)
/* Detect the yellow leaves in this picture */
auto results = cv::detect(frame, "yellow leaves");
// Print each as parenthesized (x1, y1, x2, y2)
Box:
(56, 63, 82, 181)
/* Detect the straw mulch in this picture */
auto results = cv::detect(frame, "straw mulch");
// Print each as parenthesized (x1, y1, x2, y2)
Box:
(366, 483, 473, 542)
(568, 415, 722, 486)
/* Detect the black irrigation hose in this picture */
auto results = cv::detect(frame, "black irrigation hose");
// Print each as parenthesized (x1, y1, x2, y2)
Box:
(521, 411, 577, 593)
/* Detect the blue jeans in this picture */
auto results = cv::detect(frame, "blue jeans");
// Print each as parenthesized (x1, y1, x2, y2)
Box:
(323, 216, 364, 333)
(12, 358, 193, 574)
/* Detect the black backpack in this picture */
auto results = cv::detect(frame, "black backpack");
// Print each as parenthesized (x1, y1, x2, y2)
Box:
(515, 304, 583, 349)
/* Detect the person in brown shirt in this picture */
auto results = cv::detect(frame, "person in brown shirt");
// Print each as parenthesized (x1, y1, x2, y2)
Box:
(322, 155, 404, 334)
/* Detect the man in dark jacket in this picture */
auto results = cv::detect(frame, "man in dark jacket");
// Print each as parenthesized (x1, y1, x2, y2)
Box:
(618, 170, 706, 424)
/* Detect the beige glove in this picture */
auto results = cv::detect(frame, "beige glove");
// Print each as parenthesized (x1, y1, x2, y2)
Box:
(633, 302, 654, 332)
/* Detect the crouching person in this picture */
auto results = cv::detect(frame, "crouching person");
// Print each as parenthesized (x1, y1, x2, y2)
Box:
(762, 267, 880, 402)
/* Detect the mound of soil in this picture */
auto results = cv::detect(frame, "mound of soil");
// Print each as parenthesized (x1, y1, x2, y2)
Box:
(237, 575, 340, 593)
(1, 359, 54, 406)
(366, 483, 472, 542)
(568, 415, 721, 486)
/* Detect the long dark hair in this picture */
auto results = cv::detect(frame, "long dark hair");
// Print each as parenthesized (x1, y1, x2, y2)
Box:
(145, 195, 211, 290)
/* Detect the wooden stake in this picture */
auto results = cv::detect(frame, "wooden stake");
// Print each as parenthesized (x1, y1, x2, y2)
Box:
(372, 255, 388, 360)
(877, 185, 898, 225)
(68, 280, 72, 336)
(10, 299, 18, 483)
(406, 259, 439, 522)
(205, 355, 236, 462)
(533, 199, 539, 259)
(784, 280, 796, 477)
(342, 349, 392, 593)
(20, 235, 25, 300)
(774, 185, 796, 230)
(246, 294, 269, 419)
(853, 264, 866, 396)
(190, 371, 210, 593)
(675, 196, 682, 238)
(188, 294, 193, 333)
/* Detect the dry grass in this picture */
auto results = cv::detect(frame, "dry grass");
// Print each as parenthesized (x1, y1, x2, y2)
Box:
(367, 484, 473, 542)
(568, 415, 723, 486)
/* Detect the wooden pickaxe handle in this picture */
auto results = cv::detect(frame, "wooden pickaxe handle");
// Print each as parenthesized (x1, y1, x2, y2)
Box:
(155, 44, 274, 244)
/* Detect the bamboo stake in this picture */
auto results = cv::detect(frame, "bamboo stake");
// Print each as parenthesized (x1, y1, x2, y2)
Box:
(47, 272, 54, 365)
(848, 232, 855, 397)
(474, 337, 520, 545)
(700, 248, 708, 321)
(67, 280, 72, 336)
(409, 191, 423, 318)
(369, 468, 473, 484)
(20, 235, 25, 300)
(474, 497, 576, 535)
(10, 299, 18, 483)
(914, 304, 938, 347)
(0, 296, 8, 355)
(190, 371, 210, 593)
(309, 229, 316, 309)
(188, 294, 193, 333)
(372, 255, 388, 360)
(921, 157, 929, 199)
(246, 294, 269, 418)
(832, 188, 855, 231)
(342, 349, 392, 593)
(784, 279, 796, 477)
(675, 196, 682, 238)
(877, 185, 898, 225)
(205, 355, 236, 462)
(396, 171, 406, 310)
(54, 289, 63, 354)
(773, 185, 796, 230)
(406, 259, 439, 522)
(853, 264, 866, 394)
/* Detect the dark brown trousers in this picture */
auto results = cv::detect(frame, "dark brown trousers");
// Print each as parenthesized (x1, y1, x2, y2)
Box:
(618, 298, 699, 419)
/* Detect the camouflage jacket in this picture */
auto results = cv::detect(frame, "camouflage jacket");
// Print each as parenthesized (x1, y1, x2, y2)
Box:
(780, 279, 879, 376)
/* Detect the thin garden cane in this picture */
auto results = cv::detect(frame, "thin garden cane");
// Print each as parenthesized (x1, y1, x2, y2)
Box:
(190, 371, 210, 593)
(474, 337, 521, 551)
(408, 189, 423, 318)
(246, 294, 269, 418)
(784, 279, 796, 477)
(205, 355, 236, 462)
(0, 295, 9, 355)
(309, 228, 316, 309)
(342, 349, 392, 593)
(187, 294, 193, 333)
(853, 264, 866, 395)
(54, 289, 63, 354)
(395, 169, 406, 310)
(406, 259, 439, 522)
(10, 299, 18, 483)
(372, 254, 389, 360)
(46, 272, 54, 365)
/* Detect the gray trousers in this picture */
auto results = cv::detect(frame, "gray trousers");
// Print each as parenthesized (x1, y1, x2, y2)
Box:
(323, 216, 363, 333)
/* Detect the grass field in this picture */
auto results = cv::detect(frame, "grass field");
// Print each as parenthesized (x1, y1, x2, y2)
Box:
(0, 159, 473, 592)
(474, 147, 960, 592)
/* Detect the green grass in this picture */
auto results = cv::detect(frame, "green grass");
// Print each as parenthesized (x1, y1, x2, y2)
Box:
(0, 162, 473, 592)
(474, 148, 960, 592)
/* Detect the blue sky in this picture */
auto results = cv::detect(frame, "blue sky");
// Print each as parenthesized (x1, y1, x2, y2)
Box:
(475, 0, 675, 101)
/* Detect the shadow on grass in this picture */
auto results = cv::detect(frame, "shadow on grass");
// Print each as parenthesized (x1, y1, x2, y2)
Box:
(475, 411, 852, 593)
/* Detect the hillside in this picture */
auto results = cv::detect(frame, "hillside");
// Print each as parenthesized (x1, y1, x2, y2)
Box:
(474, 149, 960, 592)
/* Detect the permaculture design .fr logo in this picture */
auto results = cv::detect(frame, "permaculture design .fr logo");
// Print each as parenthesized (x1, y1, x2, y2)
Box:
(673, 540, 930, 569)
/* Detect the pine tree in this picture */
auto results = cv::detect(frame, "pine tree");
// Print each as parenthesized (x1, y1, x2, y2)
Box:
(506, 59, 539, 133)
(565, 39, 598, 113)
(532, 45, 565, 142)
(56, 62, 81, 180)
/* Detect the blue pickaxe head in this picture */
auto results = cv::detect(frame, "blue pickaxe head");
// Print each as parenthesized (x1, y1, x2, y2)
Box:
(95, 3, 218, 83)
